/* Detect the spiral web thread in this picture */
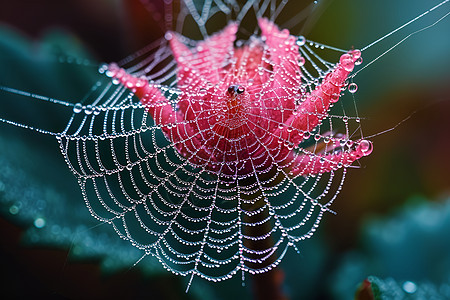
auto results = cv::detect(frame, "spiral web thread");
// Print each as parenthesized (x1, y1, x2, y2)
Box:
(48, 0, 372, 286)
(0, 0, 370, 286)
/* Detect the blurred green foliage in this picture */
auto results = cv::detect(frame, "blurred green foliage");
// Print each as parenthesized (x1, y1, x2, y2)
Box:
(358, 276, 450, 300)
(333, 197, 450, 299)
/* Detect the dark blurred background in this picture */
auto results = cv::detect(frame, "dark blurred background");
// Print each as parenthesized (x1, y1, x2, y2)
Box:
(0, 0, 449, 299)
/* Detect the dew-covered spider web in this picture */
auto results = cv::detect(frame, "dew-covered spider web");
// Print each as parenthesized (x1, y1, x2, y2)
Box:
(0, 0, 449, 289)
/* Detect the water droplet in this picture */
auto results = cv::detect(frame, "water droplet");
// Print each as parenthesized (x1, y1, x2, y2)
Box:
(84, 105, 93, 115)
(73, 103, 83, 114)
(358, 140, 373, 156)
(34, 217, 46, 228)
(126, 81, 134, 89)
(105, 70, 114, 77)
(296, 36, 306, 47)
(402, 281, 417, 294)
(164, 32, 173, 40)
(342, 60, 354, 72)
(98, 64, 107, 74)
(136, 78, 146, 87)
(343, 79, 349, 88)
(348, 83, 358, 93)
(303, 132, 310, 139)
(346, 140, 353, 147)
(93, 106, 101, 115)
(9, 205, 19, 215)
(330, 93, 340, 103)
(355, 56, 363, 66)
(298, 57, 305, 66)
(258, 66, 264, 76)
(112, 78, 120, 85)
(352, 49, 362, 60)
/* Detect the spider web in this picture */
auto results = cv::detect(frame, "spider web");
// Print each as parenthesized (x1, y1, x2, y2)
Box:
(56, 0, 364, 285)
(1, 0, 447, 288)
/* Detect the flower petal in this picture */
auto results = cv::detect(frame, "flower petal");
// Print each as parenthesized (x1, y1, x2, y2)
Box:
(258, 18, 301, 129)
(169, 22, 238, 86)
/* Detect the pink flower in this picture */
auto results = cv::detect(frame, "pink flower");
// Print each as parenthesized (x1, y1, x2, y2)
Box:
(107, 18, 372, 180)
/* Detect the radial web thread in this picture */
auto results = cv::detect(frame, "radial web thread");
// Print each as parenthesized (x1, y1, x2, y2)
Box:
(51, 0, 372, 283)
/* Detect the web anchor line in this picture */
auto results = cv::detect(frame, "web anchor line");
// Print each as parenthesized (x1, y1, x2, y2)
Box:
(0, 85, 74, 107)
(361, 0, 449, 52)
(0, 117, 61, 136)
(349, 0, 450, 80)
